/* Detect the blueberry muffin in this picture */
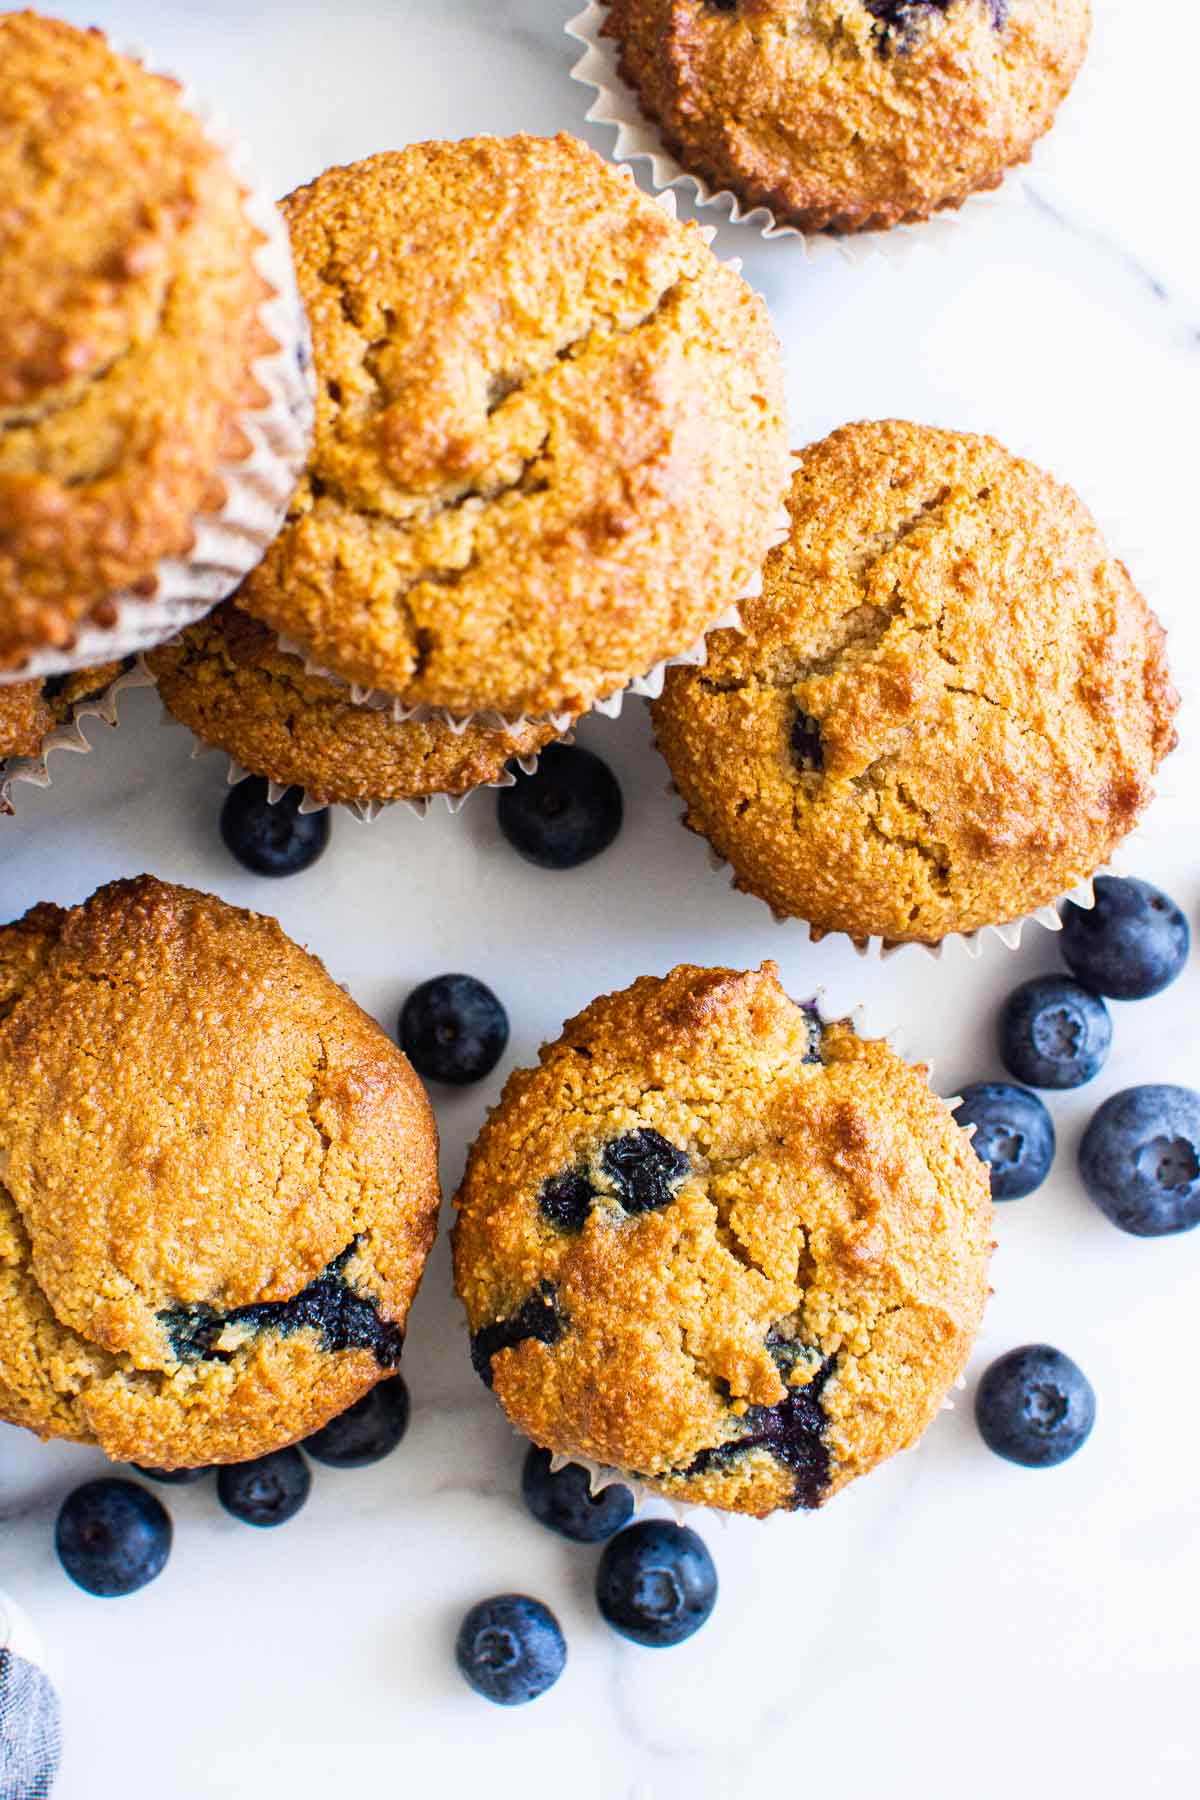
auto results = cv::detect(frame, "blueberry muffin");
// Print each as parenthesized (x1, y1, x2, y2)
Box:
(653, 421, 1178, 947)
(453, 962, 992, 1518)
(0, 877, 439, 1468)
(0, 662, 125, 810)
(147, 605, 566, 810)
(236, 134, 788, 720)
(599, 1, 1091, 232)
(0, 11, 303, 676)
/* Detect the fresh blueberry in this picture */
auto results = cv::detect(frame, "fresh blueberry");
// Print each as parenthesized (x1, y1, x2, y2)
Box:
(1078, 1084, 1200, 1237)
(399, 974, 508, 1085)
(455, 1595, 566, 1705)
(133, 1465, 211, 1485)
(601, 1129, 690, 1214)
(55, 1479, 172, 1597)
(520, 1447, 635, 1543)
(303, 1374, 410, 1468)
(999, 975, 1111, 1089)
(497, 744, 622, 871)
(216, 1448, 311, 1527)
(975, 1345, 1095, 1469)
(220, 778, 330, 877)
(1060, 876, 1189, 1001)
(596, 1521, 718, 1647)
(953, 1082, 1056, 1201)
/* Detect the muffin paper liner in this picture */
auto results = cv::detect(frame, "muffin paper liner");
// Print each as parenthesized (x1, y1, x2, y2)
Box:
(471, 993, 978, 1522)
(1, 48, 315, 687)
(0, 663, 152, 816)
(266, 186, 793, 731)
(566, 0, 1008, 258)
(147, 658, 566, 824)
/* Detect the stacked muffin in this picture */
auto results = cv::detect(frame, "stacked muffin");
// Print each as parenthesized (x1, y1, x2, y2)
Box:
(148, 133, 790, 812)
(0, 10, 311, 806)
(590, 0, 1093, 232)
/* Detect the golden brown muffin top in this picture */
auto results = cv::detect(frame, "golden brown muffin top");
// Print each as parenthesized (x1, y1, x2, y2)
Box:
(603, 0, 1091, 232)
(0, 661, 124, 762)
(0, 876, 440, 1467)
(453, 962, 992, 1518)
(147, 605, 566, 808)
(237, 134, 788, 719)
(0, 12, 275, 671)
(653, 421, 1178, 946)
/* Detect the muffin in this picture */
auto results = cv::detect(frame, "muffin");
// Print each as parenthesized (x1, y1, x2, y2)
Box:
(147, 605, 566, 812)
(0, 877, 440, 1467)
(0, 661, 127, 815)
(235, 133, 788, 721)
(597, 0, 1091, 232)
(0, 11, 311, 680)
(453, 962, 993, 1518)
(653, 421, 1178, 947)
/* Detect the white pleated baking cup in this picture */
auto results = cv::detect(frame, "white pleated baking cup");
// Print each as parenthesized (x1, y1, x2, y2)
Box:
(0, 44, 315, 688)
(0, 662, 153, 816)
(566, 0, 1010, 260)
(480, 990, 971, 1522)
(267, 185, 794, 732)
(149, 671, 565, 825)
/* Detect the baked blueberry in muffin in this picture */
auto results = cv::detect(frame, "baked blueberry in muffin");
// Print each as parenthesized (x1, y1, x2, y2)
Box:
(454, 961, 992, 1517)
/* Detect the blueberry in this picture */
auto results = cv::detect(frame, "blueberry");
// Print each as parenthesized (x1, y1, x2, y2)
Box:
(455, 1595, 566, 1705)
(520, 1447, 635, 1543)
(1060, 876, 1189, 1001)
(999, 975, 1111, 1089)
(399, 974, 509, 1085)
(497, 744, 622, 870)
(1078, 1084, 1200, 1237)
(975, 1345, 1095, 1468)
(596, 1522, 717, 1648)
(220, 777, 329, 877)
(217, 1448, 311, 1527)
(601, 1129, 690, 1214)
(538, 1167, 595, 1233)
(55, 1479, 172, 1597)
(953, 1082, 1056, 1201)
(133, 1465, 211, 1485)
(470, 1282, 566, 1389)
(303, 1374, 410, 1468)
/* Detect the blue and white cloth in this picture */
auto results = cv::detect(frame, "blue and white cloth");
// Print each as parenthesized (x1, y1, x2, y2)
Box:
(0, 1596, 60, 1800)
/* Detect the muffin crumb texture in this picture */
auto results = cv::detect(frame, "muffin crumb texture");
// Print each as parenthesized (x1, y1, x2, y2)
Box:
(238, 133, 788, 719)
(0, 877, 440, 1466)
(454, 962, 993, 1517)
(147, 606, 564, 806)
(653, 420, 1177, 945)
(0, 11, 273, 669)
(601, 0, 1091, 232)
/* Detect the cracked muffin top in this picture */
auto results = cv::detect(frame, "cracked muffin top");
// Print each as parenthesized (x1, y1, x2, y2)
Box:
(235, 134, 788, 720)
(0, 876, 440, 1467)
(453, 961, 992, 1518)
(601, 0, 1091, 233)
(0, 662, 124, 766)
(0, 11, 275, 673)
(147, 605, 566, 809)
(652, 421, 1178, 946)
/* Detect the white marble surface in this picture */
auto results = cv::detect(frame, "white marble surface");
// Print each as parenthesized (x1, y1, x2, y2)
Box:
(1, 3, 1198, 1796)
